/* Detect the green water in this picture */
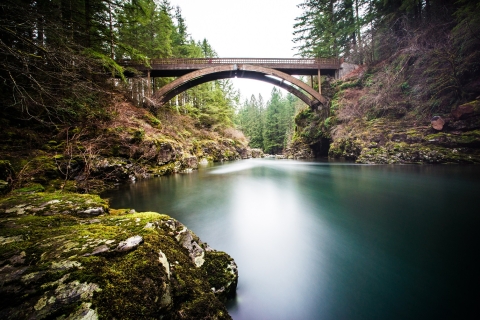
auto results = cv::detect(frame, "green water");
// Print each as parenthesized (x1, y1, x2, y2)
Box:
(104, 159, 480, 319)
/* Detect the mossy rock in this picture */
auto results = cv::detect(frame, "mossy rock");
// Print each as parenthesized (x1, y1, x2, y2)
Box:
(424, 130, 480, 148)
(356, 143, 480, 164)
(0, 192, 237, 319)
(328, 138, 365, 160)
(10, 183, 45, 194)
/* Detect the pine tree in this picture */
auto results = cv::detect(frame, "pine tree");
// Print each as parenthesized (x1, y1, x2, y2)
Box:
(263, 88, 288, 154)
(116, 0, 173, 59)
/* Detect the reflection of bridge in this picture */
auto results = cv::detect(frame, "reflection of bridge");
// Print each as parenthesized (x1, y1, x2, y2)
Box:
(118, 58, 342, 109)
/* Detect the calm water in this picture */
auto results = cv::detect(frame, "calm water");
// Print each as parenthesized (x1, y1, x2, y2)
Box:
(104, 159, 480, 319)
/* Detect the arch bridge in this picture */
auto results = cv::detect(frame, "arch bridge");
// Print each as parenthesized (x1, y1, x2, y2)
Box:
(119, 58, 341, 110)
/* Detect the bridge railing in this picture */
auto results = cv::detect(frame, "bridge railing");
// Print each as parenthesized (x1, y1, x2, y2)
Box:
(119, 58, 341, 66)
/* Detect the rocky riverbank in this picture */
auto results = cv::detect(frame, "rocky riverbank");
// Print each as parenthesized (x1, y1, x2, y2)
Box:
(0, 97, 264, 195)
(0, 95, 249, 319)
(0, 190, 237, 319)
(286, 67, 480, 164)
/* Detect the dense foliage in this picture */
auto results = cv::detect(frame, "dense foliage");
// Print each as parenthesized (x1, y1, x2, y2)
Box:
(293, 0, 480, 118)
(294, 0, 480, 68)
(236, 89, 297, 154)
(294, 0, 365, 60)
(0, 0, 237, 130)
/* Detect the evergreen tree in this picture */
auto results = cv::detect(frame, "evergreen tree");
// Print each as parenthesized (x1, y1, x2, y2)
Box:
(235, 94, 265, 149)
(0, 0, 123, 124)
(172, 6, 189, 57)
(116, 0, 173, 59)
(282, 94, 297, 148)
(263, 87, 287, 154)
(293, 0, 369, 60)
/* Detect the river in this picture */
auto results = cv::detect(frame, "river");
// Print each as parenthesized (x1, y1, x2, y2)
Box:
(103, 159, 480, 319)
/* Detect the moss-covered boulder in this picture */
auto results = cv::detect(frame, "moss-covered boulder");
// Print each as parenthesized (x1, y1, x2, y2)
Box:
(0, 192, 237, 319)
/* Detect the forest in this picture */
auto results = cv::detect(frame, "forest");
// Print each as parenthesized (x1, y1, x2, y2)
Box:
(0, 0, 237, 128)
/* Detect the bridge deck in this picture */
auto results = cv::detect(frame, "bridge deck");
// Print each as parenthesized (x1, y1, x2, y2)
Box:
(120, 58, 341, 77)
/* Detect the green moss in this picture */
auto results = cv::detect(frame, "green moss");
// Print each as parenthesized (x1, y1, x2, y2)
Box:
(425, 130, 480, 147)
(0, 192, 109, 218)
(143, 114, 162, 127)
(12, 183, 45, 194)
(131, 129, 145, 143)
(202, 251, 237, 302)
(222, 149, 233, 159)
(323, 116, 336, 129)
(150, 162, 176, 176)
(338, 80, 361, 90)
(295, 108, 314, 123)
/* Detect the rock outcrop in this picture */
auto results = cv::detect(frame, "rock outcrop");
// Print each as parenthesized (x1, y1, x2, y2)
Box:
(287, 68, 480, 164)
(328, 119, 480, 164)
(0, 191, 237, 319)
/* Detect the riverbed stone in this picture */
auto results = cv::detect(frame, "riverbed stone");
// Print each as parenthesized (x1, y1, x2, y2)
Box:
(158, 250, 171, 279)
(181, 155, 198, 170)
(51, 260, 81, 271)
(251, 148, 264, 158)
(9, 251, 26, 265)
(431, 116, 445, 130)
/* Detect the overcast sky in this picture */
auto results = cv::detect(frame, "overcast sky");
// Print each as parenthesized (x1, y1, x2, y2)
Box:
(171, 0, 302, 104)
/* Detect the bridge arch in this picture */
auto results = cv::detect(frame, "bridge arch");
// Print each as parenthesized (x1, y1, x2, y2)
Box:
(152, 64, 327, 109)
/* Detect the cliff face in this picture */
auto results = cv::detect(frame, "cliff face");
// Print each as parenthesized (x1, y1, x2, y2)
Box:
(0, 191, 237, 319)
(288, 59, 480, 164)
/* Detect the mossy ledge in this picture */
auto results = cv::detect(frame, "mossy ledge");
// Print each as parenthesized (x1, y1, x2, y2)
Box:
(0, 191, 237, 319)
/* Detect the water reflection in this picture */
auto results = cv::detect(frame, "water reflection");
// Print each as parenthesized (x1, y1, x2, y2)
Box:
(104, 160, 480, 319)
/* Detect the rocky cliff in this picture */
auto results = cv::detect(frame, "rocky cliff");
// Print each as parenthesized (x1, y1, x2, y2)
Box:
(287, 62, 480, 164)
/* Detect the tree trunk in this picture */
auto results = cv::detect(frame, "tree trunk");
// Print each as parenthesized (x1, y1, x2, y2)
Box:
(109, 3, 114, 60)
(329, 0, 337, 57)
(355, 0, 362, 59)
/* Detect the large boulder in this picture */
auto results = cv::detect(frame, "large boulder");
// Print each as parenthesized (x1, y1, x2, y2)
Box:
(451, 100, 480, 120)
(0, 193, 238, 319)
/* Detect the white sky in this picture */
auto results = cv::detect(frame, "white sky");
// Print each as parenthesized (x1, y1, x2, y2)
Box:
(170, 0, 302, 104)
